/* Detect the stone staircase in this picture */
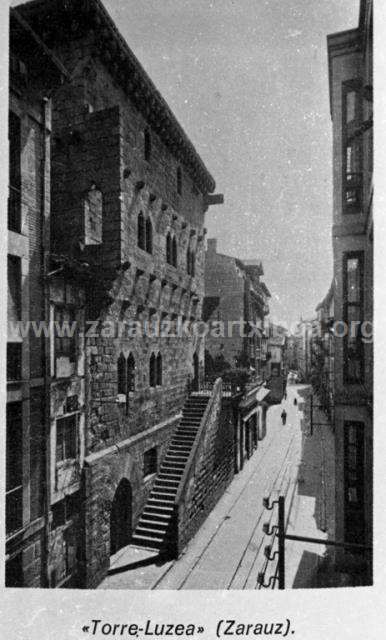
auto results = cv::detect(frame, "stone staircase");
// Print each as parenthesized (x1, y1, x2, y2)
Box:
(131, 394, 209, 551)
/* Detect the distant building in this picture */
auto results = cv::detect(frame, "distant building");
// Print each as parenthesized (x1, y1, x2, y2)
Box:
(292, 318, 314, 382)
(327, 0, 372, 583)
(204, 238, 270, 380)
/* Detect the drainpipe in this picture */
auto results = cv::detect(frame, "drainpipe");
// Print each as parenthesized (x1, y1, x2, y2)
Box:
(41, 95, 51, 588)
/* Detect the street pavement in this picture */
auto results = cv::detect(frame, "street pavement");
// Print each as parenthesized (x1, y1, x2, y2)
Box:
(99, 384, 335, 590)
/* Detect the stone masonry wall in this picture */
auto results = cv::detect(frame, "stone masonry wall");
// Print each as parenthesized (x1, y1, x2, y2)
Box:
(177, 383, 235, 554)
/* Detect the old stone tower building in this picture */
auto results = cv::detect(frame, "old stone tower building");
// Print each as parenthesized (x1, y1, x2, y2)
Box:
(9, 0, 224, 588)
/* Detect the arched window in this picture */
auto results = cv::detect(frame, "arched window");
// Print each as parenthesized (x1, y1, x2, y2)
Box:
(156, 353, 162, 386)
(117, 353, 126, 394)
(127, 353, 135, 392)
(172, 236, 178, 267)
(166, 233, 172, 264)
(144, 128, 151, 161)
(177, 167, 182, 195)
(149, 353, 156, 387)
(138, 212, 145, 250)
(145, 218, 153, 254)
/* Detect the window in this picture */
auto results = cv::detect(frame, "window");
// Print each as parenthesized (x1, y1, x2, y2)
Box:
(166, 233, 172, 264)
(177, 167, 182, 195)
(8, 111, 21, 232)
(342, 82, 362, 211)
(343, 253, 364, 383)
(172, 236, 178, 268)
(344, 422, 365, 546)
(143, 447, 157, 477)
(149, 352, 156, 387)
(167, 234, 177, 267)
(56, 415, 77, 463)
(51, 494, 78, 529)
(144, 128, 151, 161)
(5, 554, 23, 588)
(187, 248, 195, 276)
(6, 402, 23, 536)
(7, 342, 22, 381)
(117, 353, 126, 395)
(54, 307, 76, 363)
(84, 184, 103, 245)
(145, 218, 153, 253)
(138, 212, 152, 254)
(8, 255, 21, 322)
(156, 352, 162, 385)
(138, 212, 145, 250)
(127, 353, 135, 392)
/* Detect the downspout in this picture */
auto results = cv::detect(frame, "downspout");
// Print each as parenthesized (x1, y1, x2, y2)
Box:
(41, 94, 51, 588)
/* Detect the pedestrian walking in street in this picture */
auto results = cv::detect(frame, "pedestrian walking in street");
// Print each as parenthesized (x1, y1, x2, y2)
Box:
(281, 409, 287, 425)
(294, 397, 297, 406)
(283, 389, 287, 400)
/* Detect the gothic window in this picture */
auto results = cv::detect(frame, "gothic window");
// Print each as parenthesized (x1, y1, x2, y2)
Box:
(172, 236, 178, 267)
(156, 353, 162, 386)
(117, 353, 127, 394)
(138, 212, 145, 250)
(166, 233, 172, 264)
(149, 353, 156, 387)
(145, 218, 153, 254)
(127, 353, 135, 392)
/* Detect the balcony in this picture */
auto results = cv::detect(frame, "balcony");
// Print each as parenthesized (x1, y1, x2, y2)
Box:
(345, 173, 362, 208)
(8, 185, 21, 233)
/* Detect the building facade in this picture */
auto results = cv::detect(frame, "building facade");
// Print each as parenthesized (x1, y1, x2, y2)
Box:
(327, 0, 373, 582)
(311, 282, 335, 423)
(203, 238, 270, 380)
(6, 9, 69, 588)
(8, 0, 224, 588)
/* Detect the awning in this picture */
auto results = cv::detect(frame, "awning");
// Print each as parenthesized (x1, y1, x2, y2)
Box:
(256, 388, 270, 402)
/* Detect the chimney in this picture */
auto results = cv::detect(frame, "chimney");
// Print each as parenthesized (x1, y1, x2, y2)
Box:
(207, 238, 217, 254)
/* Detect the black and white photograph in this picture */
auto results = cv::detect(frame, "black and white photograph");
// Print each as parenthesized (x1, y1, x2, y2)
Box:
(2, 0, 380, 637)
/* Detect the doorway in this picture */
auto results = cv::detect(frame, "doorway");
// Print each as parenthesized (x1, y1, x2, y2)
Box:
(110, 478, 132, 555)
(192, 352, 199, 391)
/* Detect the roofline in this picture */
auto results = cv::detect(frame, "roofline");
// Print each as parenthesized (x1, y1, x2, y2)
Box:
(16, 0, 215, 193)
(327, 27, 360, 117)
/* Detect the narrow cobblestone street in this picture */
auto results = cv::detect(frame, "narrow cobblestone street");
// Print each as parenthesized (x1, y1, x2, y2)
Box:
(99, 384, 335, 590)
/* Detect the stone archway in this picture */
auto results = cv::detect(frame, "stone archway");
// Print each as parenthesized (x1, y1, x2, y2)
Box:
(110, 478, 132, 556)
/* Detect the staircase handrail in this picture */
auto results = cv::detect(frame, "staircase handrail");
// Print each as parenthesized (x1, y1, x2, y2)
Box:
(174, 377, 222, 508)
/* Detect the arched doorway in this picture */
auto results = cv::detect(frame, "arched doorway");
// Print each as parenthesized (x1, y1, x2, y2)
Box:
(192, 352, 199, 391)
(110, 478, 132, 556)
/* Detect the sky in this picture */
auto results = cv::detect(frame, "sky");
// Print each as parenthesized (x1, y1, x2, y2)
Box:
(12, 0, 360, 327)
